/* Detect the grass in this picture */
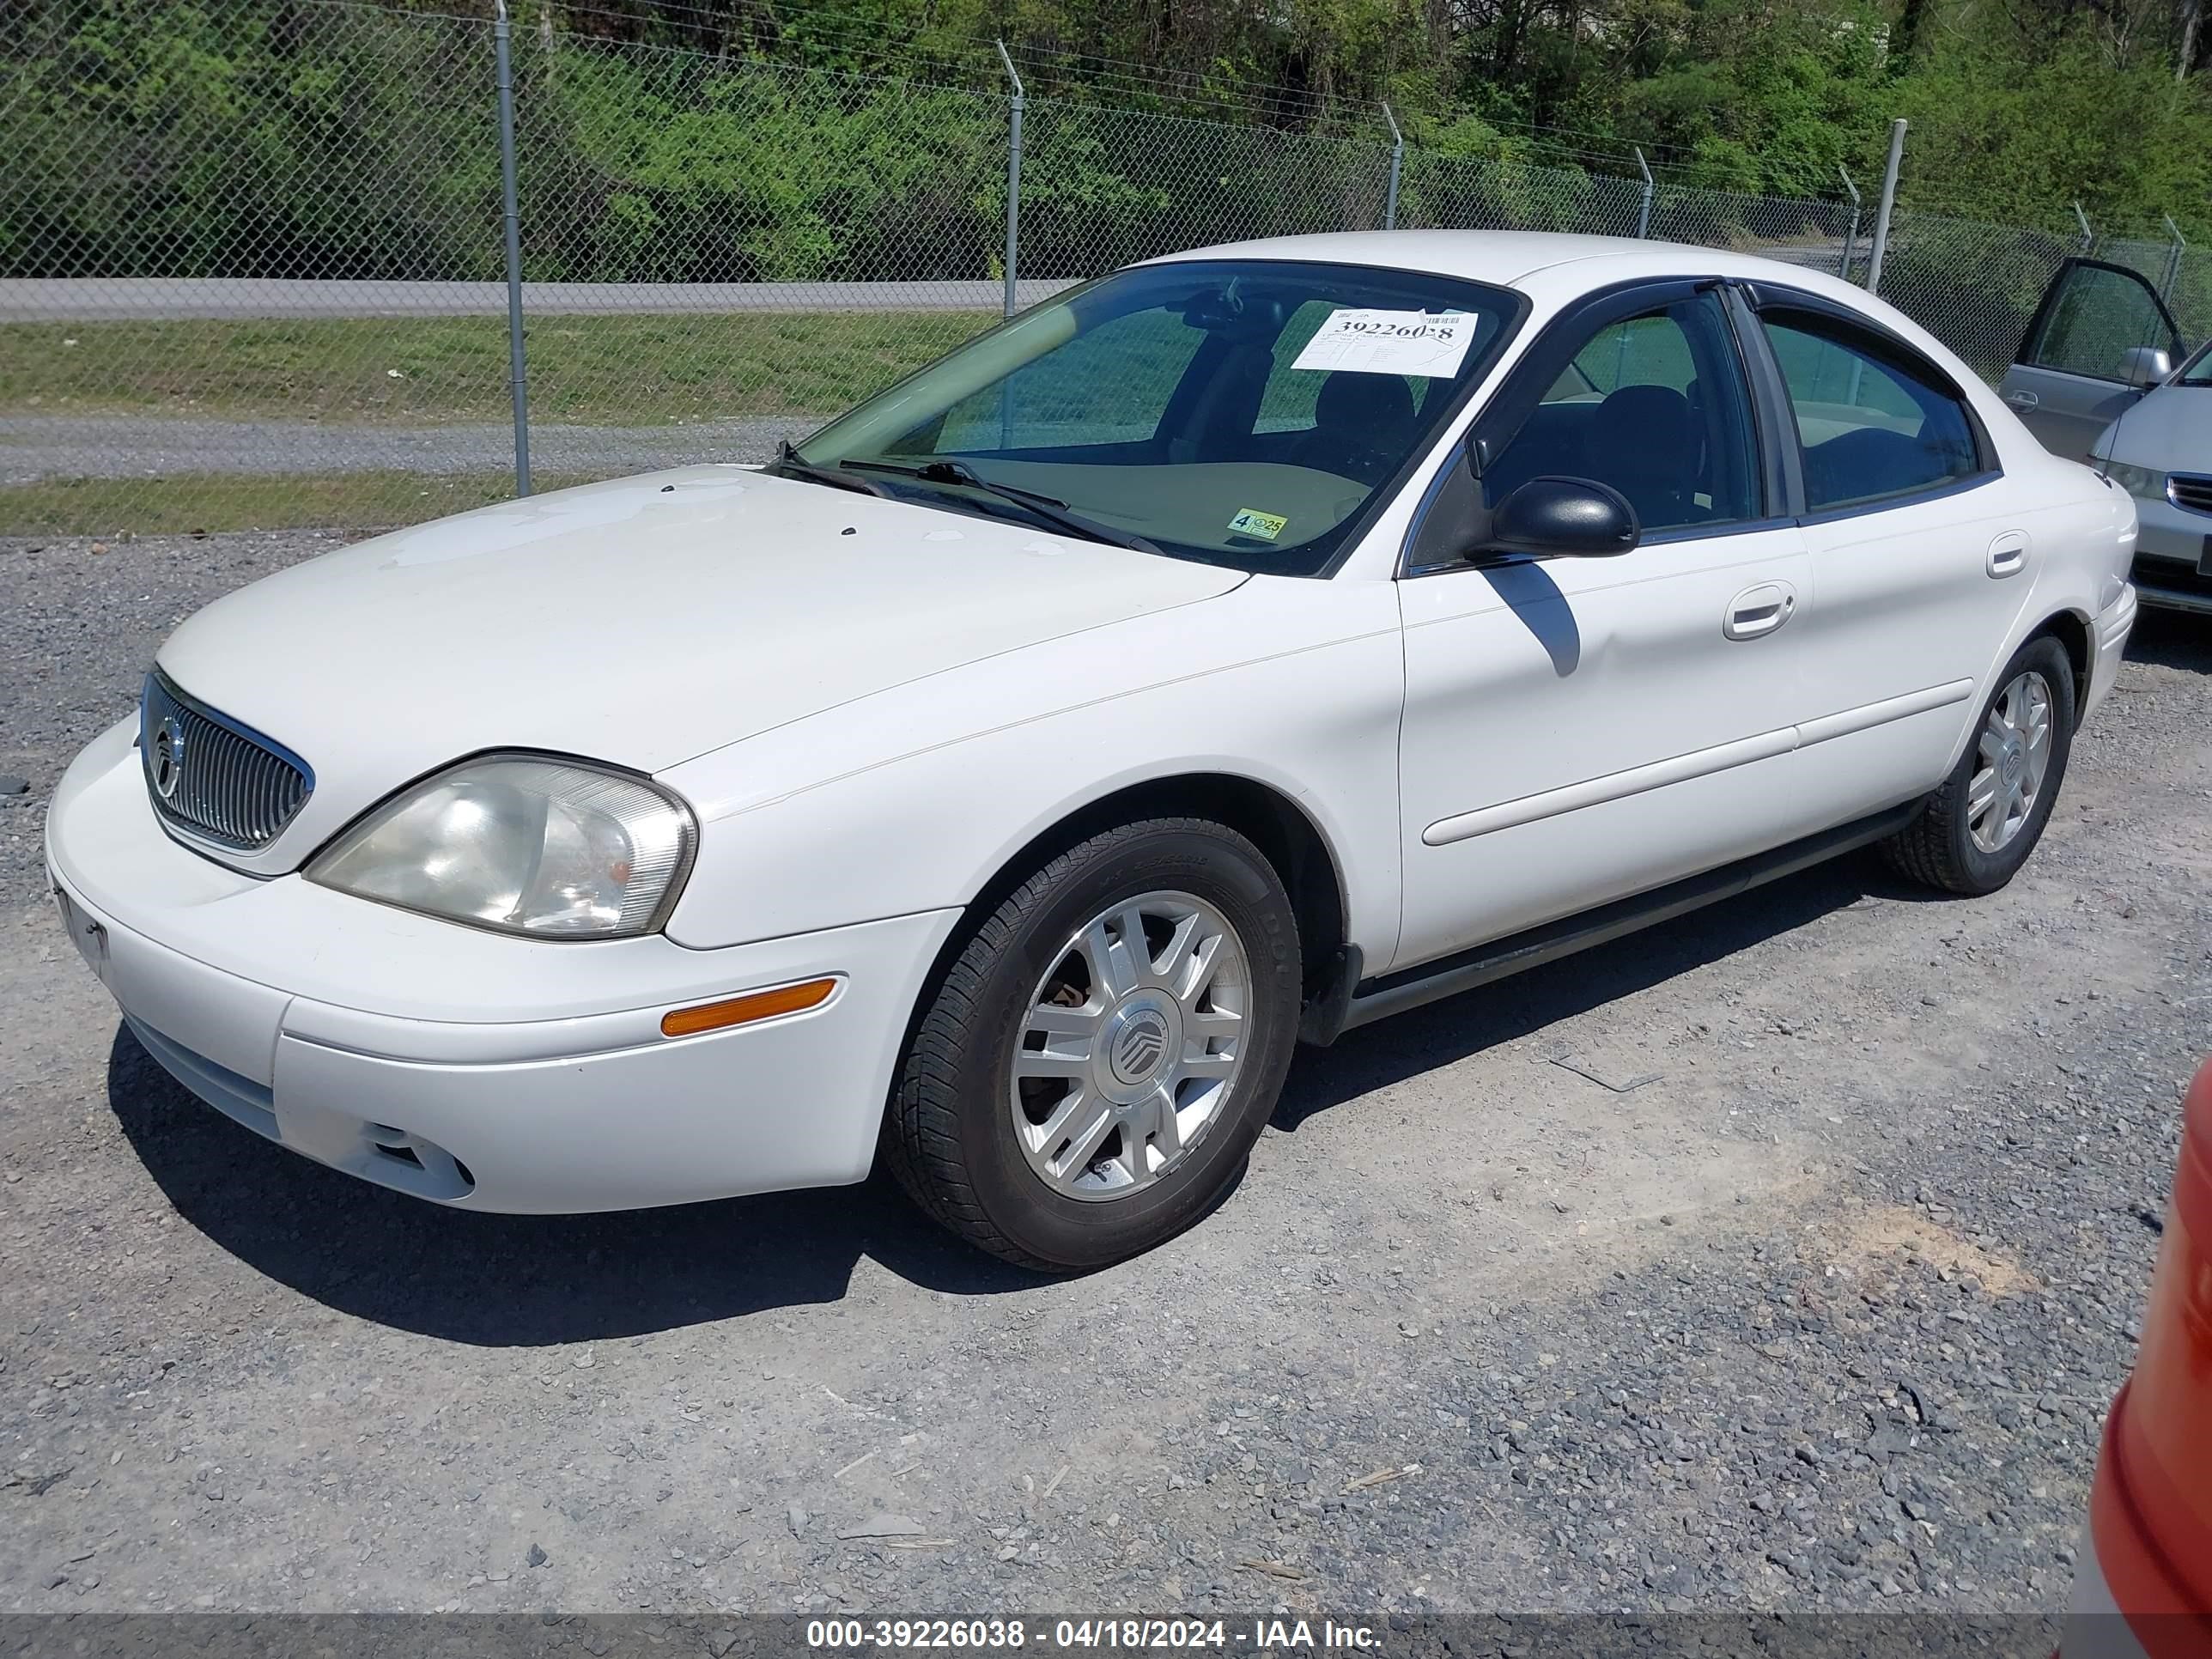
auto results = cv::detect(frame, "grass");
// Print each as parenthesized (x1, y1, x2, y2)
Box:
(0, 471, 605, 537)
(0, 312, 996, 426)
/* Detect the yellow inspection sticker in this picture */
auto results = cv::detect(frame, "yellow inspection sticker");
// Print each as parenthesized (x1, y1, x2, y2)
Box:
(1227, 507, 1287, 542)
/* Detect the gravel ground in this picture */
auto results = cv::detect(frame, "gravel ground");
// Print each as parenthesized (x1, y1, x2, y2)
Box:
(2, 527, 2207, 1621)
(0, 416, 800, 483)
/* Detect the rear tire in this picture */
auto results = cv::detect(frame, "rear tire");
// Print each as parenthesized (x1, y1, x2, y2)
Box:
(882, 818, 1301, 1271)
(1881, 634, 2075, 896)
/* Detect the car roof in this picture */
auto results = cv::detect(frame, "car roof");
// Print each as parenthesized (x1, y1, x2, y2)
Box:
(1145, 228, 1867, 298)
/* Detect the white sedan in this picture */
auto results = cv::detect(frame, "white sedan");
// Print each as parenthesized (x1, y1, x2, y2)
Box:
(46, 231, 2139, 1268)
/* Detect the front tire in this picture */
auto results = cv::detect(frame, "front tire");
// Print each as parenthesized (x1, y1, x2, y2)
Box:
(883, 818, 1301, 1270)
(1881, 634, 2076, 896)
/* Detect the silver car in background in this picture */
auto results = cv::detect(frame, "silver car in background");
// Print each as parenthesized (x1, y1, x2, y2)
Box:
(2001, 258, 2209, 615)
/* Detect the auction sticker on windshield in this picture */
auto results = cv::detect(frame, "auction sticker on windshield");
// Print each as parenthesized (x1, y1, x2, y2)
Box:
(1291, 307, 1477, 378)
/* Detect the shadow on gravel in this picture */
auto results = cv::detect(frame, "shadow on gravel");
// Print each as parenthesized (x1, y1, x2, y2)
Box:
(1273, 848, 1925, 1131)
(106, 1028, 1046, 1346)
(2124, 607, 2212, 673)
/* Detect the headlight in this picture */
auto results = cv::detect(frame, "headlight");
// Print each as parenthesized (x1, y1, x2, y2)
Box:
(2100, 459, 2166, 502)
(307, 756, 696, 939)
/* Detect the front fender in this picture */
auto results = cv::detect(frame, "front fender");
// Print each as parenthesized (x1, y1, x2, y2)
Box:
(658, 577, 1407, 962)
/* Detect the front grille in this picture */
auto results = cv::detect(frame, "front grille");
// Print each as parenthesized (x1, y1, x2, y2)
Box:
(140, 672, 313, 851)
(2167, 473, 2212, 516)
(2134, 554, 2212, 602)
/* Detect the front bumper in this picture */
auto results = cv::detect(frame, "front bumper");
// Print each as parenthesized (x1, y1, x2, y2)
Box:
(2129, 491, 2212, 615)
(46, 717, 959, 1213)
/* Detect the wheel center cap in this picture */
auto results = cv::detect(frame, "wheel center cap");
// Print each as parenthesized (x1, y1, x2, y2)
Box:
(1104, 1003, 1173, 1086)
(2001, 738, 2025, 787)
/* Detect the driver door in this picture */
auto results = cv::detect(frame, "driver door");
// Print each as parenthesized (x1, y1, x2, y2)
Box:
(2000, 258, 2185, 461)
(1392, 281, 1816, 972)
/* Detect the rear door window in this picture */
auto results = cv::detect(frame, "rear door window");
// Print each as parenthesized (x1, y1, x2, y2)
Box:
(1760, 312, 1985, 512)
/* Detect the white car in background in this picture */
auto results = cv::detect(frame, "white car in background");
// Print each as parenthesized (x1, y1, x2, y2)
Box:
(48, 231, 2138, 1269)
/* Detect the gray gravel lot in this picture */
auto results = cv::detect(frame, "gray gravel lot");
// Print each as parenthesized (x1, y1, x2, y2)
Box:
(2, 526, 2208, 1621)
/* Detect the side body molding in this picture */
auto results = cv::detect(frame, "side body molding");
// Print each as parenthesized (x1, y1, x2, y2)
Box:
(1423, 680, 1975, 848)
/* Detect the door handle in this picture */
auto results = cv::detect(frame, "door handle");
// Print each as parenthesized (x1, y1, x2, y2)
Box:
(1987, 532, 2029, 579)
(1723, 580, 1796, 641)
(2004, 389, 2040, 410)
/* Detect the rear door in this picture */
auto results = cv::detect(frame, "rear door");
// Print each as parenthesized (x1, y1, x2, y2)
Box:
(2000, 258, 2185, 461)
(1746, 292, 2030, 816)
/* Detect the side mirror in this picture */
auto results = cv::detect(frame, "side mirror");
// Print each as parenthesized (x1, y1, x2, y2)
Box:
(1487, 476, 1640, 559)
(2121, 345, 2172, 389)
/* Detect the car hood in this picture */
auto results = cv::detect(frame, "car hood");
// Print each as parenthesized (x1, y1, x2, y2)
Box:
(155, 466, 1243, 867)
(2097, 382, 2212, 471)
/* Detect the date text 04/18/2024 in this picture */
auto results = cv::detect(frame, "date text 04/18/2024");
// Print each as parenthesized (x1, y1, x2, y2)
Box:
(803, 1620, 1382, 1650)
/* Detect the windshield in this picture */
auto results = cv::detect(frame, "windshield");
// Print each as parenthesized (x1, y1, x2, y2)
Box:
(2179, 337, 2212, 386)
(788, 259, 1520, 575)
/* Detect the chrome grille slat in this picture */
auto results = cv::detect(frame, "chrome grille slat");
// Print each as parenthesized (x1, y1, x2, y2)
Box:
(211, 725, 232, 838)
(228, 730, 248, 840)
(233, 730, 255, 838)
(140, 673, 313, 853)
(229, 733, 251, 842)
(240, 732, 264, 839)
(227, 727, 252, 840)
(210, 723, 236, 839)
(2168, 473, 2212, 517)
(208, 723, 230, 840)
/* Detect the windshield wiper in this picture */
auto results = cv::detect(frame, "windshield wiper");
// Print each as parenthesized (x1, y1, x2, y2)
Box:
(763, 441, 892, 498)
(843, 458, 1162, 555)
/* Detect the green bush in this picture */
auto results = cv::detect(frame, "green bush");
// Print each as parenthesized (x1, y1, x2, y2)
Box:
(1, 2, 499, 279)
(3, 0, 2207, 290)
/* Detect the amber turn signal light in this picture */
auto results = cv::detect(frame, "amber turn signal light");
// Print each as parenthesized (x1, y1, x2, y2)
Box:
(660, 977, 839, 1037)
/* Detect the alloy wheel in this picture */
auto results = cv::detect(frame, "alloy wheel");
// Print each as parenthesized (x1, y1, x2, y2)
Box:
(1009, 890, 1250, 1201)
(1969, 669, 2054, 854)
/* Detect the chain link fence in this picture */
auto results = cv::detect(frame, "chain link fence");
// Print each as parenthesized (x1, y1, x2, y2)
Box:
(3, 0, 2206, 537)
(509, 40, 1016, 479)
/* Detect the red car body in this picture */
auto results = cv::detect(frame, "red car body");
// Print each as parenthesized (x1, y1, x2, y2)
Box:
(2063, 1059, 2212, 1657)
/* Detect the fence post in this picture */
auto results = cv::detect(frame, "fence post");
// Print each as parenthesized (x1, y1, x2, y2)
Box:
(1382, 101, 1403, 231)
(1837, 165, 1862, 283)
(2073, 202, 2095, 252)
(997, 40, 1024, 319)
(494, 0, 530, 497)
(2161, 214, 2187, 301)
(1865, 118, 1906, 295)
(1634, 147, 1655, 240)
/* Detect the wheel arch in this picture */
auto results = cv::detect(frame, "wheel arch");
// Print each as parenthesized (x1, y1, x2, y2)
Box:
(2028, 608, 2093, 728)
(1928, 607, 2095, 825)
(878, 770, 1358, 1161)
(950, 771, 1352, 996)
